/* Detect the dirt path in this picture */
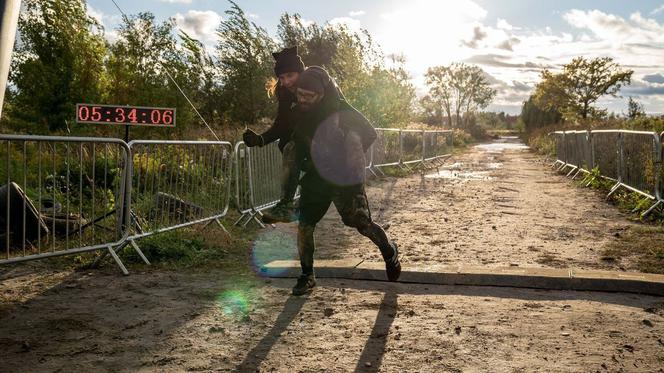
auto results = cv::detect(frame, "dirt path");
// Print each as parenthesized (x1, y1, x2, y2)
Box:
(311, 137, 640, 271)
(1, 269, 663, 372)
(1, 138, 663, 372)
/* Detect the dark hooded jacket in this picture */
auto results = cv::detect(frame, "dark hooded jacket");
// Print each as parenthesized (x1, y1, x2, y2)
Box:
(259, 85, 296, 151)
(293, 67, 377, 187)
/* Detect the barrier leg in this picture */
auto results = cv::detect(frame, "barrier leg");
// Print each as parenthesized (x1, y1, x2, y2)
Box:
(204, 217, 231, 239)
(373, 166, 386, 177)
(641, 200, 662, 218)
(129, 239, 150, 265)
(233, 213, 250, 226)
(566, 166, 577, 177)
(107, 245, 129, 276)
(606, 182, 622, 199)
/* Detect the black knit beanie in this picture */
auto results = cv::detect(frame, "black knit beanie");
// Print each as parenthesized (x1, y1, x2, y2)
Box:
(297, 66, 332, 94)
(273, 46, 305, 76)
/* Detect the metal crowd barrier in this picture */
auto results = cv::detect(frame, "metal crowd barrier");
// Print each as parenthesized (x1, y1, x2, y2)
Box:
(1, 127, 455, 272)
(371, 128, 453, 174)
(372, 128, 402, 172)
(1, 134, 131, 267)
(552, 130, 663, 217)
(233, 141, 284, 228)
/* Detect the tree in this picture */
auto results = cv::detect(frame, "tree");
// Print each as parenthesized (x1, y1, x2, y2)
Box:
(424, 63, 496, 127)
(8, 0, 107, 131)
(216, 1, 277, 125)
(105, 12, 201, 136)
(626, 96, 645, 120)
(533, 57, 633, 121)
(520, 95, 562, 132)
(276, 14, 414, 127)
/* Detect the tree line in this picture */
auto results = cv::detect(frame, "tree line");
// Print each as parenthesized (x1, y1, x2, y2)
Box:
(1, 0, 502, 138)
(519, 56, 664, 133)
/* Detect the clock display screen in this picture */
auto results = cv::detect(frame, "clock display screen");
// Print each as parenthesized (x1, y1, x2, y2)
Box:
(76, 104, 176, 127)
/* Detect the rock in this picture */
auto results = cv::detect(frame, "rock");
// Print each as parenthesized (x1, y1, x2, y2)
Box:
(364, 362, 372, 368)
(323, 308, 334, 317)
(455, 326, 461, 335)
(209, 326, 225, 333)
(20, 341, 31, 352)
(642, 319, 653, 327)
(561, 332, 570, 336)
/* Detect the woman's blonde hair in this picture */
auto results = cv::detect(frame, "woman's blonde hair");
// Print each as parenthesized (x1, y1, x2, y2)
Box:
(265, 77, 279, 98)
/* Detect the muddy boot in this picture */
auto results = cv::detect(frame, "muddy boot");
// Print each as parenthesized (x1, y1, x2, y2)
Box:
(384, 242, 401, 282)
(262, 200, 297, 224)
(292, 273, 316, 296)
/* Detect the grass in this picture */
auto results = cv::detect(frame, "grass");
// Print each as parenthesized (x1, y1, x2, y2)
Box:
(601, 225, 664, 274)
(579, 168, 664, 222)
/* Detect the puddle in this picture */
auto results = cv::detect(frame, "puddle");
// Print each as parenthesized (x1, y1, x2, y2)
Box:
(474, 137, 529, 153)
(425, 170, 493, 180)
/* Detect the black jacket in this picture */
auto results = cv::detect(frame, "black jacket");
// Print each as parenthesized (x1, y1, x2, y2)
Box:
(259, 85, 297, 151)
(293, 91, 377, 186)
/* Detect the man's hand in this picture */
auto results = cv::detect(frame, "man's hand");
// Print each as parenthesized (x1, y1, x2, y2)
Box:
(243, 129, 264, 147)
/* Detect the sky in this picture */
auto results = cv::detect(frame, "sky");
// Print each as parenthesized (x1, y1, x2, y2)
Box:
(87, 0, 664, 115)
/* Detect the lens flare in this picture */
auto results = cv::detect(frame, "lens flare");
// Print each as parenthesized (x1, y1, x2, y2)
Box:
(217, 290, 250, 317)
(250, 229, 298, 277)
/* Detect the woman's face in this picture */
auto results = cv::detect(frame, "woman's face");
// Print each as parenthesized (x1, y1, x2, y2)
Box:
(278, 72, 300, 92)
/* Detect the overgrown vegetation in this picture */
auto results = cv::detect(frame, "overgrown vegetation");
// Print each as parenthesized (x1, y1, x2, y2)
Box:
(601, 225, 664, 274)
(1, 0, 421, 137)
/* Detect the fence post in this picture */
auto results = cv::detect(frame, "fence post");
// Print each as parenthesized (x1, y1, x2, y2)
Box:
(421, 129, 426, 164)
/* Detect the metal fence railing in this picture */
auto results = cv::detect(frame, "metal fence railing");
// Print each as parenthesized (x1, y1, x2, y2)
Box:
(1, 134, 131, 268)
(371, 129, 453, 175)
(552, 130, 663, 217)
(122, 140, 233, 262)
(1, 127, 454, 273)
(233, 141, 286, 228)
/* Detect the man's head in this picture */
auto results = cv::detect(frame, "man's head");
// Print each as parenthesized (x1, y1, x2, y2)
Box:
(273, 46, 305, 92)
(296, 66, 334, 111)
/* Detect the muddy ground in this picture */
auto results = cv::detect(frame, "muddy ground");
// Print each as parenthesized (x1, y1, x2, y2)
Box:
(313, 137, 644, 271)
(1, 138, 663, 372)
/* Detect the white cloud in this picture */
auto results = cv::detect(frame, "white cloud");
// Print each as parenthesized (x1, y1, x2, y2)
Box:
(248, 12, 260, 19)
(86, 5, 103, 24)
(650, 5, 664, 15)
(158, 0, 192, 4)
(174, 10, 222, 47)
(563, 9, 664, 44)
(376, 5, 664, 114)
(496, 18, 517, 31)
(328, 17, 362, 32)
(349, 10, 366, 17)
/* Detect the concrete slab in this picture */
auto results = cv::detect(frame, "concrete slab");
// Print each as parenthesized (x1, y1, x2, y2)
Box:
(571, 269, 664, 295)
(259, 259, 364, 279)
(262, 260, 664, 296)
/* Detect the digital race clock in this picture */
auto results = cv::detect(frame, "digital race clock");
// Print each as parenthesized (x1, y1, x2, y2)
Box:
(76, 104, 176, 127)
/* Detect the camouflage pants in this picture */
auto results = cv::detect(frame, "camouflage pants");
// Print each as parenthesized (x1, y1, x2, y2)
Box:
(280, 141, 299, 203)
(297, 174, 394, 275)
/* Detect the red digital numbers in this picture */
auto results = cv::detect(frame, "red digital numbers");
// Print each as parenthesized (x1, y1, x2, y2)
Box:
(128, 108, 137, 123)
(76, 104, 176, 127)
(162, 110, 173, 125)
(150, 110, 160, 124)
(78, 105, 89, 121)
(115, 107, 125, 123)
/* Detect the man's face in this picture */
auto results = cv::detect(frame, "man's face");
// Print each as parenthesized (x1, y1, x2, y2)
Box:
(278, 72, 300, 92)
(297, 88, 323, 111)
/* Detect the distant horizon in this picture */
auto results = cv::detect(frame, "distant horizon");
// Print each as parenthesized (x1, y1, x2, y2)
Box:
(85, 0, 664, 115)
